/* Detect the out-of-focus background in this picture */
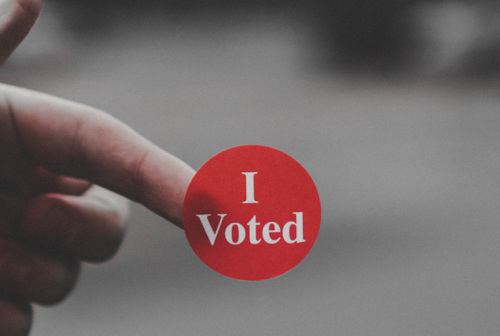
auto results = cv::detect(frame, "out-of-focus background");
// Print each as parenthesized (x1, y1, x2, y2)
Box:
(2, 1, 500, 335)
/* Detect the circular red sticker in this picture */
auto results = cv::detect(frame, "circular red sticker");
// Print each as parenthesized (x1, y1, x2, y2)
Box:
(183, 145, 321, 281)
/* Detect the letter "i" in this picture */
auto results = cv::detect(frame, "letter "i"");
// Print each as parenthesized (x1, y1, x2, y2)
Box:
(242, 172, 258, 204)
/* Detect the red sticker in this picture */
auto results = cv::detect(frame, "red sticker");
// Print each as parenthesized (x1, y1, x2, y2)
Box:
(183, 145, 321, 281)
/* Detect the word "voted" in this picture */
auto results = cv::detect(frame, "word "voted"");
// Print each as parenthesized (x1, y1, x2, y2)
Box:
(196, 172, 306, 246)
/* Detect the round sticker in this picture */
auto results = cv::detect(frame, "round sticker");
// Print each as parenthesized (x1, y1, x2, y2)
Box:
(183, 145, 321, 281)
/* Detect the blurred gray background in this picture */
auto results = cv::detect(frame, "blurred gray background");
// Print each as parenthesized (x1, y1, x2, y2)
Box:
(2, 1, 500, 335)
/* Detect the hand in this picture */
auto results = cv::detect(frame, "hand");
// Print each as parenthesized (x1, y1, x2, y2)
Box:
(0, 1, 195, 335)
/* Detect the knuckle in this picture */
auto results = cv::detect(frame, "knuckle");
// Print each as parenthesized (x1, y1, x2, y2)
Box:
(32, 258, 80, 306)
(0, 239, 80, 305)
(0, 299, 32, 336)
(37, 272, 76, 305)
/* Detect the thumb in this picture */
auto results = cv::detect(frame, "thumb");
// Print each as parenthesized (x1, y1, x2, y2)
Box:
(0, 0, 42, 66)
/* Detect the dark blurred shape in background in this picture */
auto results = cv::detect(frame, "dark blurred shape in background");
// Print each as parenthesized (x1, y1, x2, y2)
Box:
(48, 0, 287, 34)
(41, 0, 500, 79)
(299, 0, 419, 73)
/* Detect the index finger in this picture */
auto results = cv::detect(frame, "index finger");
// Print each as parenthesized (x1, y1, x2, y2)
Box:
(0, 83, 195, 227)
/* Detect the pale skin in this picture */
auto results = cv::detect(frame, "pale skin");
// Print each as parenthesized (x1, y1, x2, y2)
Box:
(0, 1, 196, 335)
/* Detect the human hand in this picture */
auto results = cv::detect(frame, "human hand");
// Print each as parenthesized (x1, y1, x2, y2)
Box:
(0, 1, 195, 335)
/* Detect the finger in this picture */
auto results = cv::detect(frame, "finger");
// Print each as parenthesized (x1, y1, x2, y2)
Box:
(0, 238, 79, 305)
(0, 298, 32, 336)
(0, 171, 90, 240)
(1, 84, 195, 228)
(0, 0, 43, 66)
(22, 186, 128, 262)
(30, 167, 91, 196)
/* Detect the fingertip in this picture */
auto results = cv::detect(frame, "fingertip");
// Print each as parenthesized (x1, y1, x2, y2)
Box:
(15, 0, 43, 19)
(138, 151, 195, 229)
(0, 0, 43, 65)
